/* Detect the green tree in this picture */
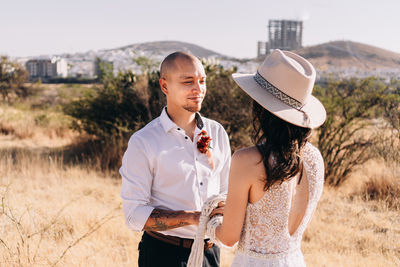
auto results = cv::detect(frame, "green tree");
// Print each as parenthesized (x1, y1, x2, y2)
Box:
(64, 71, 149, 139)
(201, 64, 253, 151)
(132, 56, 159, 75)
(147, 71, 166, 119)
(0, 56, 29, 102)
(373, 81, 400, 166)
(94, 57, 114, 83)
(65, 55, 165, 141)
(132, 56, 164, 120)
(64, 70, 151, 169)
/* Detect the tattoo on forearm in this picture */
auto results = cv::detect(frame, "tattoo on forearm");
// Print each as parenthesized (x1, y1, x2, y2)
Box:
(144, 209, 191, 231)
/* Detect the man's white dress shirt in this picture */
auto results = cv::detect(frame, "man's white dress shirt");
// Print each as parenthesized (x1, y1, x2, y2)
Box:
(120, 107, 231, 239)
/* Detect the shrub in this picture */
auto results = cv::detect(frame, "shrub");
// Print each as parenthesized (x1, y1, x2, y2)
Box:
(357, 175, 400, 210)
(63, 67, 164, 169)
(64, 71, 149, 140)
(314, 77, 397, 186)
(201, 64, 253, 151)
(0, 56, 29, 102)
(64, 58, 399, 181)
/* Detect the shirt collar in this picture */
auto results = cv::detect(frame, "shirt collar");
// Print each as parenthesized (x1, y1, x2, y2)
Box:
(160, 107, 204, 133)
(195, 113, 204, 130)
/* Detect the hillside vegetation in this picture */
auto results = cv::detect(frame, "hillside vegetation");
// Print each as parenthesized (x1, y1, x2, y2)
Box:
(295, 40, 400, 71)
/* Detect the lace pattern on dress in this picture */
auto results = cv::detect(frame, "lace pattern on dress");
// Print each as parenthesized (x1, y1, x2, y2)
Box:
(231, 249, 305, 267)
(234, 142, 324, 265)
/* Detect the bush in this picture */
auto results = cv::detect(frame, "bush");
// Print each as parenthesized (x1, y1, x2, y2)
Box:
(63, 61, 254, 170)
(373, 81, 400, 165)
(201, 64, 253, 151)
(64, 71, 149, 140)
(314, 77, 398, 186)
(63, 67, 164, 169)
(356, 175, 400, 210)
(0, 56, 29, 102)
(64, 58, 399, 182)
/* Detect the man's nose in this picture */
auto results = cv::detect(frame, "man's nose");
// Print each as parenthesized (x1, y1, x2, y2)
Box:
(193, 81, 204, 93)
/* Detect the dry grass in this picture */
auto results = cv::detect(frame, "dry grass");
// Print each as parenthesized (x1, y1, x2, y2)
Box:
(0, 83, 97, 147)
(1, 143, 398, 267)
(302, 188, 399, 267)
(358, 175, 400, 210)
(300, 160, 400, 267)
(0, 97, 399, 266)
(0, 104, 75, 145)
(0, 151, 138, 267)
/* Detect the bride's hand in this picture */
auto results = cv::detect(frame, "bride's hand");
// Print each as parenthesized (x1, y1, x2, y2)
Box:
(210, 201, 225, 217)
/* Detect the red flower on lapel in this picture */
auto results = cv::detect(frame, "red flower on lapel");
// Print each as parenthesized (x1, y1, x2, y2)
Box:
(197, 130, 214, 169)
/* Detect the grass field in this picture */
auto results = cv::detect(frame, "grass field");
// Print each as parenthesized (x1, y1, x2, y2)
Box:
(0, 85, 399, 266)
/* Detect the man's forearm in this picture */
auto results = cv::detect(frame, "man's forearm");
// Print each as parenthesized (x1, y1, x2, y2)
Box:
(143, 209, 200, 232)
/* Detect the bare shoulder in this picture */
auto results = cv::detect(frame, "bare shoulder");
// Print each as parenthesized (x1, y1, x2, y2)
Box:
(232, 146, 262, 166)
(230, 146, 265, 185)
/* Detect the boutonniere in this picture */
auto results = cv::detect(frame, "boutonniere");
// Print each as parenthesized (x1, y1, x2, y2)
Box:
(197, 130, 214, 169)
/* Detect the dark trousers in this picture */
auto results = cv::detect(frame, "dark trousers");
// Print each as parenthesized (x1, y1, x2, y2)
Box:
(138, 232, 220, 267)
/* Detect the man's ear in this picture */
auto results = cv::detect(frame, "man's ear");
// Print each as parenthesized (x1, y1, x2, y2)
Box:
(159, 78, 168, 95)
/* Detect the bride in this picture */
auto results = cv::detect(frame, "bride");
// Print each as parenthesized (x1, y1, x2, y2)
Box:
(209, 49, 326, 266)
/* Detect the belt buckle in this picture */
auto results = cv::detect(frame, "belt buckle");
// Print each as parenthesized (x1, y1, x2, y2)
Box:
(204, 240, 214, 250)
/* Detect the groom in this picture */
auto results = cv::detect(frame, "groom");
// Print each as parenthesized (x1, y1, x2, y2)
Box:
(120, 51, 231, 267)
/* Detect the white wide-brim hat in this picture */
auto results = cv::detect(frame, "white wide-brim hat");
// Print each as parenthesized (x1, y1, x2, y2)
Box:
(232, 49, 326, 129)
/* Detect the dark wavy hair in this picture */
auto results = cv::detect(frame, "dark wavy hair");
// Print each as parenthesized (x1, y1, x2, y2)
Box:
(252, 100, 312, 190)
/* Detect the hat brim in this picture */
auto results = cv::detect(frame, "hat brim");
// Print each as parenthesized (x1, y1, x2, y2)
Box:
(232, 73, 326, 129)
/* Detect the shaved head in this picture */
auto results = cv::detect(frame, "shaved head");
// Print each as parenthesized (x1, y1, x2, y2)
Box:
(160, 52, 201, 79)
(158, 51, 207, 114)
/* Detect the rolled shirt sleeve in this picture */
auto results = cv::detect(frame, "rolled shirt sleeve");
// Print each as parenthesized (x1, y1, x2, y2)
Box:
(120, 135, 154, 232)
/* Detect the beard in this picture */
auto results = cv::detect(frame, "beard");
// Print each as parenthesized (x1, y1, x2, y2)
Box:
(183, 103, 202, 113)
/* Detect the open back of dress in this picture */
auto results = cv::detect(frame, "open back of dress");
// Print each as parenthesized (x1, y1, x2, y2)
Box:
(288, 167, 309, 236)
(231, 142, 325, 267)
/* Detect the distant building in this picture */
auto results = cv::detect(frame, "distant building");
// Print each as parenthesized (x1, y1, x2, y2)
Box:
(257, 41, 268, 58)
(257, 19, 303, 57)
(25, 57, 68, 81)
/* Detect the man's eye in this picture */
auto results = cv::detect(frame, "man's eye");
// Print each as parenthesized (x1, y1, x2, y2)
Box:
(200, 80, 206, 84)
(184, 81, 193, 84)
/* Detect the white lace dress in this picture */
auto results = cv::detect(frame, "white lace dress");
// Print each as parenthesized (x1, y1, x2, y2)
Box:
(231, 143, 325, 267)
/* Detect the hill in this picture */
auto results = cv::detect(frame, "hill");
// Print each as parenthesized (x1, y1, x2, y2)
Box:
(114, 40, 224, 58)
(294, 41, 400, 78)
(54, 40, 248, 77)
(17, 40, 400, 79)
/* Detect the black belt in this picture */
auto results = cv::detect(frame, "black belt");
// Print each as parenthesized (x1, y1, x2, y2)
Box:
(145, 231, 214, 250)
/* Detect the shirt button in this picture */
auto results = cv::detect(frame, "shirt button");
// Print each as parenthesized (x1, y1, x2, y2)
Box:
(200, 182, 203, 186)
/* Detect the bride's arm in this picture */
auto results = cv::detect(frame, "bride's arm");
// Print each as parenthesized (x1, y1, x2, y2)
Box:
(215, 149, 253, 246)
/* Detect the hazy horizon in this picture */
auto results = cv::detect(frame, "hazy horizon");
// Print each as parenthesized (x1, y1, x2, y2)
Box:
(1, 0, 399, 59)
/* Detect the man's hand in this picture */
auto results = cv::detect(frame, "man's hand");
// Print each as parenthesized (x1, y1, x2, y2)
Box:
(210, 201, 225, 217)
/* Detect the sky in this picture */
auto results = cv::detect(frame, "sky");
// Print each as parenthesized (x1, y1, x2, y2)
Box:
(1, 0, 399, 59)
